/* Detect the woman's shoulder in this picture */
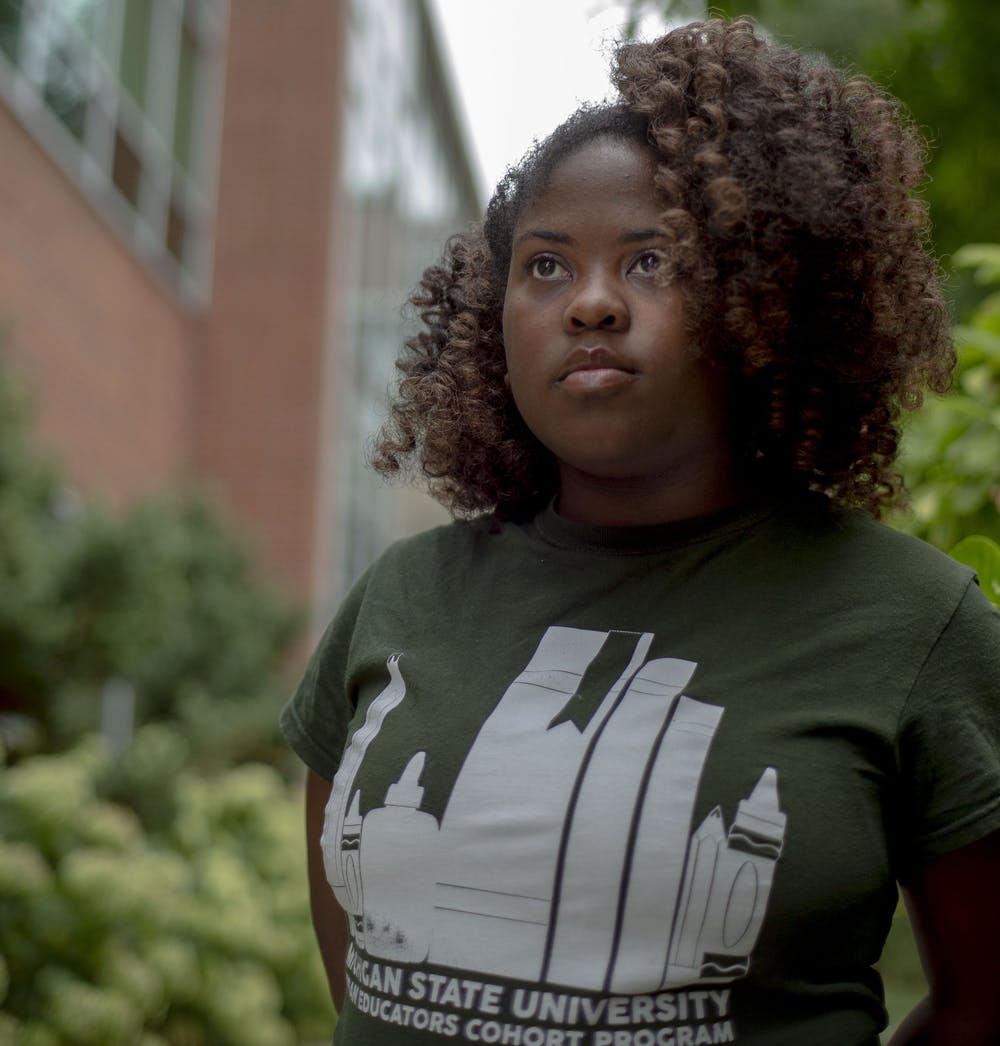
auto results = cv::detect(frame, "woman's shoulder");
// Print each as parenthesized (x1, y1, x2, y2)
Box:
(358, 515, 526, 590)
(784, 495, 973, 573)
(375, 516, 506, 564)
(762, 495, 984, 616)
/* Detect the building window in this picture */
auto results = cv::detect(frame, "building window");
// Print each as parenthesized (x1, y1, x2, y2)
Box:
(330, 0, 481, 604)
(0, 0, 227, 306)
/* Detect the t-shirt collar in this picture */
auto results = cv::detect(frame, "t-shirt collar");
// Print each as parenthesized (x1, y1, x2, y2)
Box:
(532, 496, 778, 555)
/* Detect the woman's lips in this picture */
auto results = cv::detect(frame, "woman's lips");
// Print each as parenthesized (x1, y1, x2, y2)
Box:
(560, 345, 635, 391)
(556, 347, 636, 393)
(558, 365, 637, 392)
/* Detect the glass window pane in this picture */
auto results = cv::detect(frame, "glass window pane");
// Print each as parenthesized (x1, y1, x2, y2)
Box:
(66, 0, 101, 41)
(173, 24, 197, 174)
(43, 45, 89, 140)
(0, 0, 22, 61)
(119, 0, 151, 109)
(166, 198, 186, 262)
(112, 128, 141, 205)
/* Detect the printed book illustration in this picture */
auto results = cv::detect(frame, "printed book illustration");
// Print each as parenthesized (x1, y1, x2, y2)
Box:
(322, 625, 786, 994)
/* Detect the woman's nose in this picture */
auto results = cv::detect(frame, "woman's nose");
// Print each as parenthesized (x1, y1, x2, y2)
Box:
(563, 273, 629, 332)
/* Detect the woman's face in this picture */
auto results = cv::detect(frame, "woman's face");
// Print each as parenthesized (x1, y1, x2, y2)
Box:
(502, 137, 736, 525)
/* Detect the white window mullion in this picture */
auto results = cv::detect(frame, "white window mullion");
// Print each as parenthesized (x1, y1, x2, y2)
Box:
(137, 0, 180, 249)
(186, 0, 228, 301)
(80, 1, 120, 196)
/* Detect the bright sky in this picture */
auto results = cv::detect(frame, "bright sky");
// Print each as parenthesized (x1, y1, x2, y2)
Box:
(428, 0, 673, 202)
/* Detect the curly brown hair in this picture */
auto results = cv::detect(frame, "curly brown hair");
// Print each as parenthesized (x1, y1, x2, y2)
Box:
(372, 17, 953, 522)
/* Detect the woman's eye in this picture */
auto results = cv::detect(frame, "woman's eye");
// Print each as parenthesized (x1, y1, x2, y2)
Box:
(527, 255, 566, 280)
(631, 250, 664, 276)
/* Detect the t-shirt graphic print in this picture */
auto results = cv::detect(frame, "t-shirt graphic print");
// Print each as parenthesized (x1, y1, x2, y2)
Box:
(323, 625, 786, 1041)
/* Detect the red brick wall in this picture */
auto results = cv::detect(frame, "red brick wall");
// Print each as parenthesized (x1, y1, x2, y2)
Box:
(0, 104, 196, 509)
(198, 0, 347, 603)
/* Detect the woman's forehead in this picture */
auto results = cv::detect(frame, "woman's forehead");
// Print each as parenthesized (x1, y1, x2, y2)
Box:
(514, 139, 660, 229)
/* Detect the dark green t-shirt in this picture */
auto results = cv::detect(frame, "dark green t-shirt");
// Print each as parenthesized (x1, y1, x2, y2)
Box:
(281, 496, 1000, 1046)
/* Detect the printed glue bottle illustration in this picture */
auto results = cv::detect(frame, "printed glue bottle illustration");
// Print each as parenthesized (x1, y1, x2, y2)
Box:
(322, 653, 407, 936)
(360, 752, 438, 962)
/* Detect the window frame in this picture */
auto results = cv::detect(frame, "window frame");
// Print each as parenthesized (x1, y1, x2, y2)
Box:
(0, 0, 228, 308)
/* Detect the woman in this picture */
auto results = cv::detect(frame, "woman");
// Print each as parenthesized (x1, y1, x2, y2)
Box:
(284, 19, 1000, 1044)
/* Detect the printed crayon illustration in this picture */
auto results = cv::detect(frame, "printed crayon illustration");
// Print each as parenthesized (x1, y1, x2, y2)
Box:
(323, 625, 786, 992)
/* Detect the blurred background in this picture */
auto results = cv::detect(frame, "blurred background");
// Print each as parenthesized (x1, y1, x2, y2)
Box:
(0, 1, 997, 1043)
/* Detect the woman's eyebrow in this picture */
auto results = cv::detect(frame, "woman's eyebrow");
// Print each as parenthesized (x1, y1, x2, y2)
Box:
(621, 228, 667, 243)
(514, 229, 573, 247)
(513, 227, 666, 248)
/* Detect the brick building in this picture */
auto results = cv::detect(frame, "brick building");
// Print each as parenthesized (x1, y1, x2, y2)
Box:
(0, 0, 479, 624)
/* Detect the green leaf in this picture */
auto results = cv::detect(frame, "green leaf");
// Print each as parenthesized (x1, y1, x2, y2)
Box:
(953, 244, 1000, 285)
(954, 325, 1000, 363)
(950, 535, 1000, 606)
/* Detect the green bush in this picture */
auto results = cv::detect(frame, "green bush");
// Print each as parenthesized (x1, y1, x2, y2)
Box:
(897, 244, 1000, 550)
(0, 732, 334, 1045)
(0, 362, 69, 730)
(0, 354, 303, 765)
(0, 346, 327, 1043)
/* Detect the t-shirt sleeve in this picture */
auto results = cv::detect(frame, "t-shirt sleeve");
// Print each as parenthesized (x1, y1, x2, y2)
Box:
(896, 576, 1000, 871)
(279, 567, 373, 779)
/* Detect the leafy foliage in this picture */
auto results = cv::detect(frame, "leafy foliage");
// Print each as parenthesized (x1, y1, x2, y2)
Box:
(0, 356, 303, 765)
(0, 352, 329, 1042)
(0, 732, 334, 1045)
(950, 536, 1000, 607)
(0, 363, 69, 731)
(896, 245, 1000, 550)
(626, 0, 1000, 259)
(864, 2, 1000, 259)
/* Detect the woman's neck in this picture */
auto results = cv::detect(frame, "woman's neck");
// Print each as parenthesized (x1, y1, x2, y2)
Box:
(554, 456, 745, 528)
